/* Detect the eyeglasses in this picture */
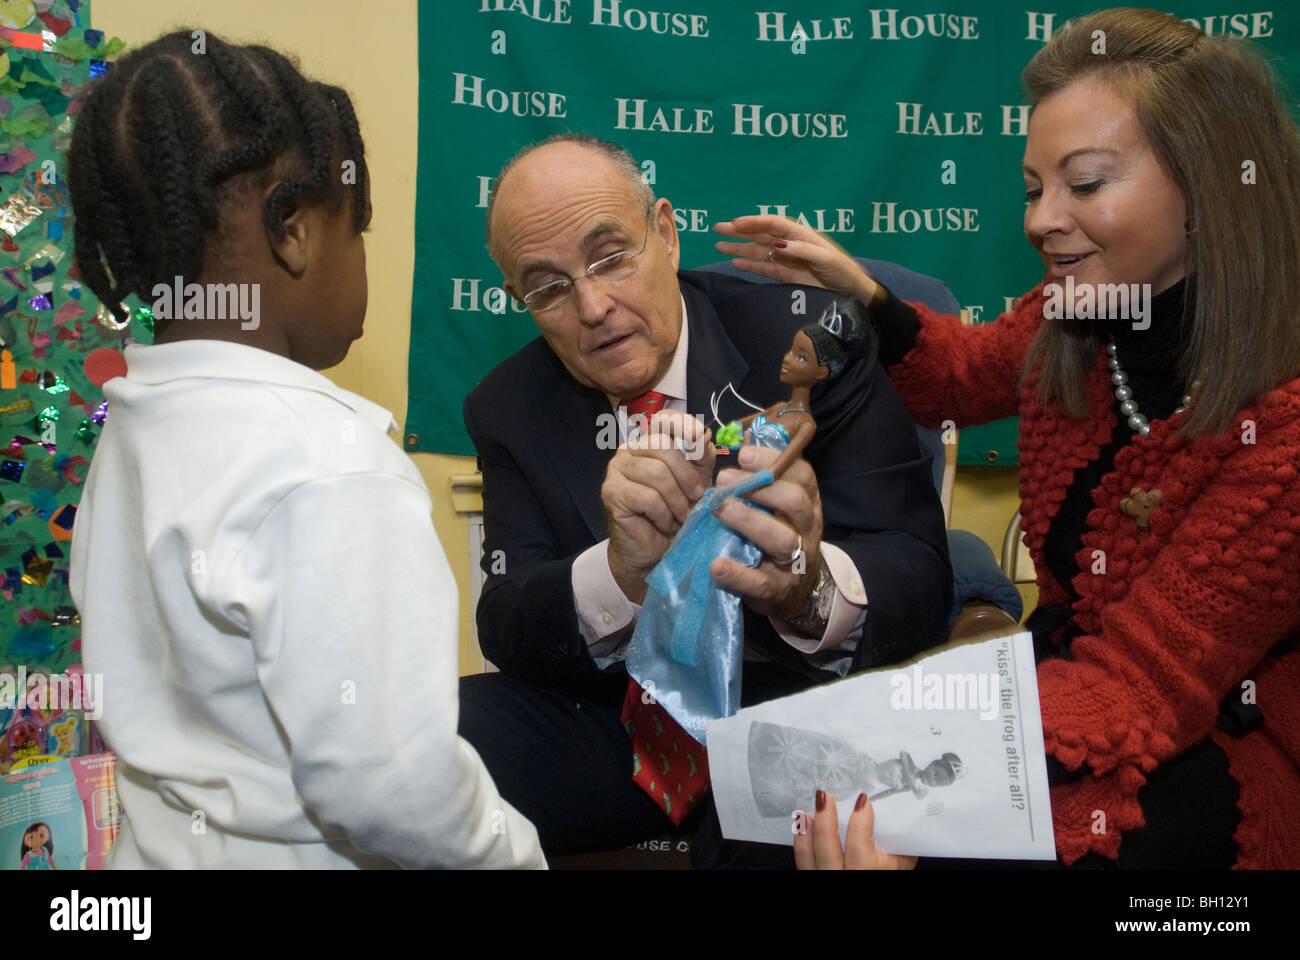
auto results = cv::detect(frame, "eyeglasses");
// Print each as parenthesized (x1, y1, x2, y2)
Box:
(520, 208, 655, 313)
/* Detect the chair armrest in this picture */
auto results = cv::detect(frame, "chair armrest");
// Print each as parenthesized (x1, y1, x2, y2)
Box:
(947, 601, 1019, 643)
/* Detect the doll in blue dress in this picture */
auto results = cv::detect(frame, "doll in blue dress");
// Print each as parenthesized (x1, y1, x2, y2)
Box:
(20, 822, 57, 870)
(626, 302, 870, 744)
(712, 298, 869, 472)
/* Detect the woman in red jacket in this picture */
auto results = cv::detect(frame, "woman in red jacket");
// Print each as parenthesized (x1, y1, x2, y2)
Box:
(715, 7, 1300, 869)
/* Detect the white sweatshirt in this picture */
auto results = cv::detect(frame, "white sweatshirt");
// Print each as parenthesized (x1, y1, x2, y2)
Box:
(69, 340, 544, 869)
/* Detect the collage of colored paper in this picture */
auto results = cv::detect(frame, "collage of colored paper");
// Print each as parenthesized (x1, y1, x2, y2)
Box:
(0, 0, 138, 773)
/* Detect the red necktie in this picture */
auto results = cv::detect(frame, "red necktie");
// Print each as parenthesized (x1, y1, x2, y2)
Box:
(621, 680, 710, 824)
(621, 389, 666, 439)
(617, 389, 710, 825)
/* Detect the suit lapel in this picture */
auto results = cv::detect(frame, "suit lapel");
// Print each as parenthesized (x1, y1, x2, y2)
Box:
(546, 370, 614, 542)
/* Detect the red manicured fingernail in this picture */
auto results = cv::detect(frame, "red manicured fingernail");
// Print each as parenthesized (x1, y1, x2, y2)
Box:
(855, 792, 867, 812)
(771, 238, 788, 248)
(816, 789, 826, 812)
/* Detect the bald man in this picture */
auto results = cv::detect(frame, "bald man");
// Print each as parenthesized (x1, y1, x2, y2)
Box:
(458, 133, 951, 867)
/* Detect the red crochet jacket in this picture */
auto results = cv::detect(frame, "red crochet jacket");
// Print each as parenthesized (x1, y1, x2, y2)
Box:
(888, 283, 1300, 868)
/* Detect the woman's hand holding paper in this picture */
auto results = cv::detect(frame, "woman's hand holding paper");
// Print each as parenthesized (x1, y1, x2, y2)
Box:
(794, 791, 918, 871)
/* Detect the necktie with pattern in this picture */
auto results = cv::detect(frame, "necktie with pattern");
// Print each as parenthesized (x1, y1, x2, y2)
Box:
(616, 389, 710, 824)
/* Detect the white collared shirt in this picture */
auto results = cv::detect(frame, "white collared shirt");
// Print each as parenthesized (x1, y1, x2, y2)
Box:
(571, 297, 868, 668)
(69, 340, 544, 869)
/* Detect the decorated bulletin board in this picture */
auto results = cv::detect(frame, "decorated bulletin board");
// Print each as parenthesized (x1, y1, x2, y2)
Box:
(0, 0, 138, 773)
(407, 2, 1300, 462)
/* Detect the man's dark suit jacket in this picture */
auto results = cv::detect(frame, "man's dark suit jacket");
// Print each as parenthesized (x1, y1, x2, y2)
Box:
(463, 269, 953, 702)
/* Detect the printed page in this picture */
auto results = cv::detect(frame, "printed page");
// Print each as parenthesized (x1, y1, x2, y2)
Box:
(707, 631, 1055, 859)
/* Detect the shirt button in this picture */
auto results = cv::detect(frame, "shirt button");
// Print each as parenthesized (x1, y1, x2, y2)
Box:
(601, 612, 614, 625)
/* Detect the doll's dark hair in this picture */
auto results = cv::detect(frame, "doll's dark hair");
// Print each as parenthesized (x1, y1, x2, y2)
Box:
(67, 28, 369, 327)
(801, 299, 870, 380)
(20, 822, 53, 861)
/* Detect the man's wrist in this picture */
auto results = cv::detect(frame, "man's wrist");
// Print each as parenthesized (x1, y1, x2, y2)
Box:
(573, 540, 641, 651)
(611, 564, 648, 605)
(606, 540, 650, 604)
(784, 553, 835, 637)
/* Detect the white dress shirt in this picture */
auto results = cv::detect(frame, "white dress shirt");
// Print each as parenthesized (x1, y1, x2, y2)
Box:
(571, 296, 869, 668)
(69, 340, 544, 869)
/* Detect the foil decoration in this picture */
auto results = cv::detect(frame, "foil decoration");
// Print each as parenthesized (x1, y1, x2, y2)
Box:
(29, 240, 65, 266)
(72, 416, 93, 444)
(22, 553, 54, 587)
(0, 185, 41, 237)
(41, 371, 68, 393)
(92, 301, 129, 331)
(50, 503, 74, 530)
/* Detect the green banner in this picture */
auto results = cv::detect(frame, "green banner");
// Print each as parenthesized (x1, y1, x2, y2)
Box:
(409, 2, 1300, 460)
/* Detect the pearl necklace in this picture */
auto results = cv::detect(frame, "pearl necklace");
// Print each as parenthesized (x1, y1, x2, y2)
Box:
(1106, 339, 1194, 437)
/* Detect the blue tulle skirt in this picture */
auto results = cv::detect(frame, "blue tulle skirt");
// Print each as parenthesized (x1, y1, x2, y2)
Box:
(624, 417, 788, 745)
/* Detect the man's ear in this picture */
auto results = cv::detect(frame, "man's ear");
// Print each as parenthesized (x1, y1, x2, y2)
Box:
(653, 198, 680, 272)
(269, 198, 311, 276)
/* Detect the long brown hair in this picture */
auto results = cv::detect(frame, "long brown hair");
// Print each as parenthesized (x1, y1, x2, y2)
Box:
(1021, 8, 1300, 435)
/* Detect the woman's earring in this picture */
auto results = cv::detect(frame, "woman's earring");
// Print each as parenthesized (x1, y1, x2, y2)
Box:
(1185, 219, 1196, 236)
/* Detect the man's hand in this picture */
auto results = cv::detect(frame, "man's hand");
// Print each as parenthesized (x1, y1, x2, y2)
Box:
(710, 444, 822, 624)
(794, 791, 918, 870)
(603, 411, 715, 603)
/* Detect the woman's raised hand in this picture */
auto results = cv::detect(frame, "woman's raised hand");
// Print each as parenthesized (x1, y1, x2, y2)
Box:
(713, 215, 879, 303)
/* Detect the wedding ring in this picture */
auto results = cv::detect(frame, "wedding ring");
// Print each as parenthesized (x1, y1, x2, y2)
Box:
(767, 247, 776, 262)
(774, 533, 803, 566)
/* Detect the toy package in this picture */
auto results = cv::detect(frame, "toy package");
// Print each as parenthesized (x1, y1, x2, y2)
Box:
(1, 753, 119, 869)
(1, 663, 96, 773)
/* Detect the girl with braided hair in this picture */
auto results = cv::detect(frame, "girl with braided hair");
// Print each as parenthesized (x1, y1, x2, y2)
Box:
(66, 30, 543, 869)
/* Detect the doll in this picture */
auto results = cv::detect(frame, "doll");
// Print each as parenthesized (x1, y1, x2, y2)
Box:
(625, 301, 871, 746)
(19, 822, 56, 870)
(714, 299, 869, 479)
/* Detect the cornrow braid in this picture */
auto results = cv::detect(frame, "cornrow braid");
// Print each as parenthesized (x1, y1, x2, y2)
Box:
(67, 29, 370, 328)
(255, 48, 349, 241)
(124, 56, 213, 291)
(70, 94, 131, 321)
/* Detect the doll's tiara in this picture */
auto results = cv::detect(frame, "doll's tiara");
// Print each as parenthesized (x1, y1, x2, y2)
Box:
(819, 301, 844, 338)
